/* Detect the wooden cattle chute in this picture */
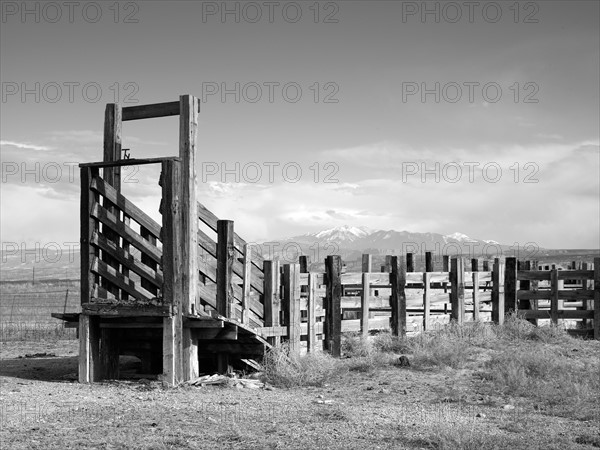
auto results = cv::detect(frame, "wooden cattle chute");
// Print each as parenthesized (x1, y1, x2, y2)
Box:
(53, 96, 599, 386)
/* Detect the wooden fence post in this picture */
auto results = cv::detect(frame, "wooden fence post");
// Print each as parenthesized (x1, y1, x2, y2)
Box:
(179, 95, 199, 316)
(425, 252, 434, 273)
(492, 258, 505, 325)
(528, 261, 539, 326)
(299, 255, 309, 273)
(505, 257, 518, 315)
(423, 272, 431, 331)
(216, 220, 235, 319)
(325, 256, 342, 356)
(307, 272, 318, 352)
(361, 272, 370, 337)
(263, 260, 281, 347)
(550, 267, 559, 325)
(283, 264, 301, 355)
(472, 258, 480, 321)
(390, 256, 407, 337)
(519, 261, 534, 325)
(161, 159, 184, 385)
(594, 258, 600, 340)
(241, 244, 252, 325)
(450, 258, 465, 324)
(406, 253, 414, 273)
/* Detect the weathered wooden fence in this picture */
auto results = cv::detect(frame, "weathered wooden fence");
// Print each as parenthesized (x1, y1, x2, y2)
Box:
(248, 254, 599, 356)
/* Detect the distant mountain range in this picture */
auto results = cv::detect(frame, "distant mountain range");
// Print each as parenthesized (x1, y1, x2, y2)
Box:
(258, 225, 512, 263)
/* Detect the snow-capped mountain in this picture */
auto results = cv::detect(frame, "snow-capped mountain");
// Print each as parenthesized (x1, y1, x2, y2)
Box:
(260, 225, 518, 264)
(313, 225, 374, 242)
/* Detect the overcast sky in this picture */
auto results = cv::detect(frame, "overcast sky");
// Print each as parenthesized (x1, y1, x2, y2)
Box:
(1, 0, 599, 249)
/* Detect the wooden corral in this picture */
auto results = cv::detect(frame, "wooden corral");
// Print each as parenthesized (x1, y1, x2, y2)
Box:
(52, 96, 600, 386)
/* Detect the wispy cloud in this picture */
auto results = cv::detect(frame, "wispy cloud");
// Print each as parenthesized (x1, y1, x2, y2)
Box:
(0, 140, 53, 151)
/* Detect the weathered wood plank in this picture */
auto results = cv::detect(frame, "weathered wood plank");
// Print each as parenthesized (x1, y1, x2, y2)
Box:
(91, 202, 162, 263)
(550, 269, 559, 324)
(123, 101, 180, 121)
(505, 257, 518, 313)
(216, 220, 235, 318)
(390, 256, 407, 337)
(91, 257, 155, 302)
(78, 314, 100, 383)
(91, 232, 163, 289)
(307, 272, 318, 352)
(283, 264, 301, 354)
(492, 258, 505, 325)
(594, 258, 600, 340)
(91, 177, 161, 239)
(263, 260, 280, 347)
(325, 256, 343, 356)
(361, 272, 370, 337)
(450, 258, 465, 324)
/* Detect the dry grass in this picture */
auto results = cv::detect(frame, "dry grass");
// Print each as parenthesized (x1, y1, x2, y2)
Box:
(261, 343, 346, 388)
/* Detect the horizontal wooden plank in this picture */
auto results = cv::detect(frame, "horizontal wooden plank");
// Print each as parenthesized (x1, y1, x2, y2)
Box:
(82, 303, 170, 316)
(91, 177, 161, 239)
(91, 232, 163, 289)
(80, 157, 179, 169)
(91, 202, 162, 264)
(557, 270, 594, 280)
(517, 271, 551, 281)
(183, 318, 224, 329)
(91, 257, 155, 303)
(122, 101, 180, 121)
(198, 283, 217, 309)
(523, 310, 594, 319)
(518, 290, 595, 300)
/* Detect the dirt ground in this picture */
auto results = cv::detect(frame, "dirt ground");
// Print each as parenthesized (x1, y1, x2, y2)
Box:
(1, 339, 599, 449)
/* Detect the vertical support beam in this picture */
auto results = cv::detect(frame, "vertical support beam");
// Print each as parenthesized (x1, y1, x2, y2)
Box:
(161, 159, 185, 384)
(78, 314, 100, 383)
(450, 258, 465, 325)
(283, 264, 301, 355)
(307, 272, 317, 352)
(593, 258, 600, 340)
(423, 272, 431, 331)
(361, 272, 370, 337)
(472, 259, 480, 321)
(79, 166, 101, 383)
(406, 253, 414, 273)
(216, 220, 235, 318)
(390, 256, 407, 337)
(325, 255, 342, 356)
(425, 251, 433, 273)
(241, 243, 252, 325)
(263, 260, 281, 347)
(492, 258, 505, 325)
(550, 268, 559, 325)
(179, 95, 199, 315)
(505, 257, 518, 314)
(101, 103, 122, 299)
(482, 260, 490, 272)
